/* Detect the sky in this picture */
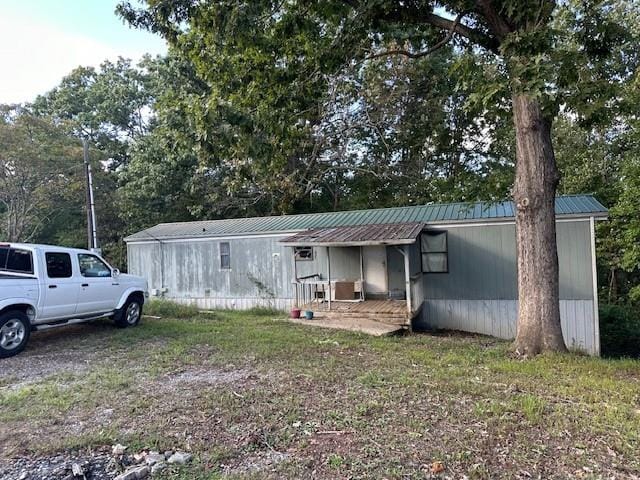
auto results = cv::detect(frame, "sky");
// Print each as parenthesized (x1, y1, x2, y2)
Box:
(0, 0, 167, 104)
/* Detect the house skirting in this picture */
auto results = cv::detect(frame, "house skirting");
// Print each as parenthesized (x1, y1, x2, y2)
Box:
(417, 299, 598, 355)
(168, 296, 294, 311)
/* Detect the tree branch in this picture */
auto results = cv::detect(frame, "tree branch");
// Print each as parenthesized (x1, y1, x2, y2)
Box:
(343, 0, 501, 54)
(366, 12, 467, 60)
(413, 12, 500, 54)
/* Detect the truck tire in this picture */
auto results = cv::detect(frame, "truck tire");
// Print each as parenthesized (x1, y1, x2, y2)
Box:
(0, 310, 31, 358)
(114, 296, 143, 328)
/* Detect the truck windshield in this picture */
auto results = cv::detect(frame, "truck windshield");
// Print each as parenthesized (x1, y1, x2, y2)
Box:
(0, 247, 34, 274)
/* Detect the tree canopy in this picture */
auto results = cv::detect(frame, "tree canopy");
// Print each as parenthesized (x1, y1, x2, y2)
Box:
(0, 0, 637, 315)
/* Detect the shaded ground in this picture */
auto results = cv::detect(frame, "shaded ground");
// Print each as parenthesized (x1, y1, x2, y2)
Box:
(1, 311, 639, 479)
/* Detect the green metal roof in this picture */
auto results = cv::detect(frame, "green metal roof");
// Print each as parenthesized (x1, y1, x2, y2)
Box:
(125, 195, 607, 242)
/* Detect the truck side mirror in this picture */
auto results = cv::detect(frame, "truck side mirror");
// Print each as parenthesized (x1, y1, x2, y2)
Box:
(113, 268, 120, 277)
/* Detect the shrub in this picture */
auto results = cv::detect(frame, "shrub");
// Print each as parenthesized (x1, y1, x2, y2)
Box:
(599, 304, 640, 358)
(144, 299, 202, 319)
(245, 306, 285, 316)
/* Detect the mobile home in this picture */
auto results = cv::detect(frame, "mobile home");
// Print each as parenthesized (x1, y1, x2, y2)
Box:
(125, 195, 607, 355)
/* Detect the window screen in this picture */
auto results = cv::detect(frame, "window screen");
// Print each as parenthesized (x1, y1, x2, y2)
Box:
(294, 246, 313, 261)
(421, 231, 448, 273)
(46, 252, 72, 278)
(1, 248, 33, 274)
(220, 242, 231, 270)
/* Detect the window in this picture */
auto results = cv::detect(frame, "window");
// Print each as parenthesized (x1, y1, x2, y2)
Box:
(0, 248, 7, 270)
(0, 247, 33, 274)
(220, 242, 231, 270)
(294, 246, 313, 261)
(421, 231, 448, 273)
(78, 254, 111, 277)
(46, 252, 72, 278)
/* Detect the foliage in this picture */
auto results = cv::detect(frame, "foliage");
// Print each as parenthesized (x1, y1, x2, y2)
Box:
(144, 299, 204, 319)
(554, 53, 640, 305)
(115, 0, 639, 353)
(2, 0, 637, 309)
(32, 57, 154, 169)
(30, 57, 160, 266)
(0, 106, 83, 242)
(599, 304, 640, 358)
(115, 1, 537, 216)
(245, 306, 286, 316)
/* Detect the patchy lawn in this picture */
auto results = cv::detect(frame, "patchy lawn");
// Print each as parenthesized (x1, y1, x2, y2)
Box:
(1, 310, 639, 479)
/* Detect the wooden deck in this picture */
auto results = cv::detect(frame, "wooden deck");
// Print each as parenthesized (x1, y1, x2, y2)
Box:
(289, 315, 405, 336)
(301, 299, 407, 314)
(295, 299, 411, 335)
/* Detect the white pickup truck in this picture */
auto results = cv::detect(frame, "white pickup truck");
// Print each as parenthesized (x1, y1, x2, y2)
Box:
(0, 243, 148, 358)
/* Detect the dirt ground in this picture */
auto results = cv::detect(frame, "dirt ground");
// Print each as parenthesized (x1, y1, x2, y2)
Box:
(1, 313, 639, 479)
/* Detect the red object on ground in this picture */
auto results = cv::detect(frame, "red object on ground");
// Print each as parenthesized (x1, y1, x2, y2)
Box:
(290, 308, 301, 319)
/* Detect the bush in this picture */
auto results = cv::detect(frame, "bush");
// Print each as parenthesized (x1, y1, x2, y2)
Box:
(245, 306, 285, 316)
(599, 304, 640, 358)
(144, 299, 202, 319)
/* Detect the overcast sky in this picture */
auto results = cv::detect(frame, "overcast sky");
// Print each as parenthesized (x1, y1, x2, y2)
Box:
(0, 0, 167, 104)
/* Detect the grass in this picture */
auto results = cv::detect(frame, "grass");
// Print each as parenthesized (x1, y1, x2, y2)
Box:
(0, 308, 639, 478)
(144, 298, 205, 318)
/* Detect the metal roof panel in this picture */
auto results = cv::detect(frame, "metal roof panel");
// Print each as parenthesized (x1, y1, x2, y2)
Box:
(125, 195, 608, 241)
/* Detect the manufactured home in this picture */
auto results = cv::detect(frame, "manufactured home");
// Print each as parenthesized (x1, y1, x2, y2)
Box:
(125, 195, 607, 355)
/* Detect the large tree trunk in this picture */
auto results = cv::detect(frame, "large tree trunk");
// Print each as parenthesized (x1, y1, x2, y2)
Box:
(511, 94, 567, 355)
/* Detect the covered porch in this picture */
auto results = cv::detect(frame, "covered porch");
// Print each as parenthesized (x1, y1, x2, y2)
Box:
(281, 222, 425, 333)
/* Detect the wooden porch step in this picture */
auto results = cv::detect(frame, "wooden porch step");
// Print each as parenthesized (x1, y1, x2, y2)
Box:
(289, 317, 406, 336)
(310, 311, 409, 326)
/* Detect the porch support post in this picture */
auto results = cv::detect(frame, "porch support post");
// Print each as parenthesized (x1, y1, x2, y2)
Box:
(359, 246, 365, 301)
(293, 248, 298, 308)
(327, 246, 332, 311)
(402, 245, 412, 316)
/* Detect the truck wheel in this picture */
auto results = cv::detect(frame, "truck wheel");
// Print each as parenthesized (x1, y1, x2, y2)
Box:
(114, 297, 143, 328)
(0, 311, 31, 358)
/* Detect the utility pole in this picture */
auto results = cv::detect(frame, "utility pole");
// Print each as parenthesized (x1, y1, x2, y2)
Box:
(82, 138, 99, 252)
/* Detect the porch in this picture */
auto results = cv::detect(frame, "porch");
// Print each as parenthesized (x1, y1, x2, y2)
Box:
(294, 299, 410, 335)
(280, 222, 426, 334)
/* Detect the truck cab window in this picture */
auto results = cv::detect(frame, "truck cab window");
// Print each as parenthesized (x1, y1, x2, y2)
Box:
(0, 248, 33, 274)
(46, 252, 72, 278)
(78, 254, 111, 278)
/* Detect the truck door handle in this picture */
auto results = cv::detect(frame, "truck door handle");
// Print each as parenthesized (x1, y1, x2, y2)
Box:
(48, 285, 57, 289)
(82, 283, 89, 287)
(112, 282, 120, 286)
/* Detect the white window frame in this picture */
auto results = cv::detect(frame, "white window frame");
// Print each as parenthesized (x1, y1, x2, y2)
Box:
(220, 242, 231, 270)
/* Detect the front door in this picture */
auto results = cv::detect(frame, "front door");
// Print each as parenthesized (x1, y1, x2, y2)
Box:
(386, 247, 406, 300)
(362, 246, 387, 297)
(75, 253, 119, 315)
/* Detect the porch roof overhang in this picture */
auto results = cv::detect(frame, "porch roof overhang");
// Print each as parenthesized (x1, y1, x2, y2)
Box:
(280, 222, 424, 247)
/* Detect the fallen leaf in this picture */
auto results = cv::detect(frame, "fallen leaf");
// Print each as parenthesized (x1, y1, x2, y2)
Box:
(431, 461, 445, 474)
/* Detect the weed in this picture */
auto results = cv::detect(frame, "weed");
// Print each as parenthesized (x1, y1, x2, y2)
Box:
(144, 299, 204, 319)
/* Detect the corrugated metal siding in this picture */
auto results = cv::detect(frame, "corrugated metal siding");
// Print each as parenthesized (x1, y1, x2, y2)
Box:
(130, 236, 297, 301)
(295, 246, 361, 280)
(416, 220, 598, 354)
(128, 238, 364, 300)
(174, 297, 293, 311)
(417, 300, 597, 355)
(424, 221, 593, 301)
(125, 195, 607, 241)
